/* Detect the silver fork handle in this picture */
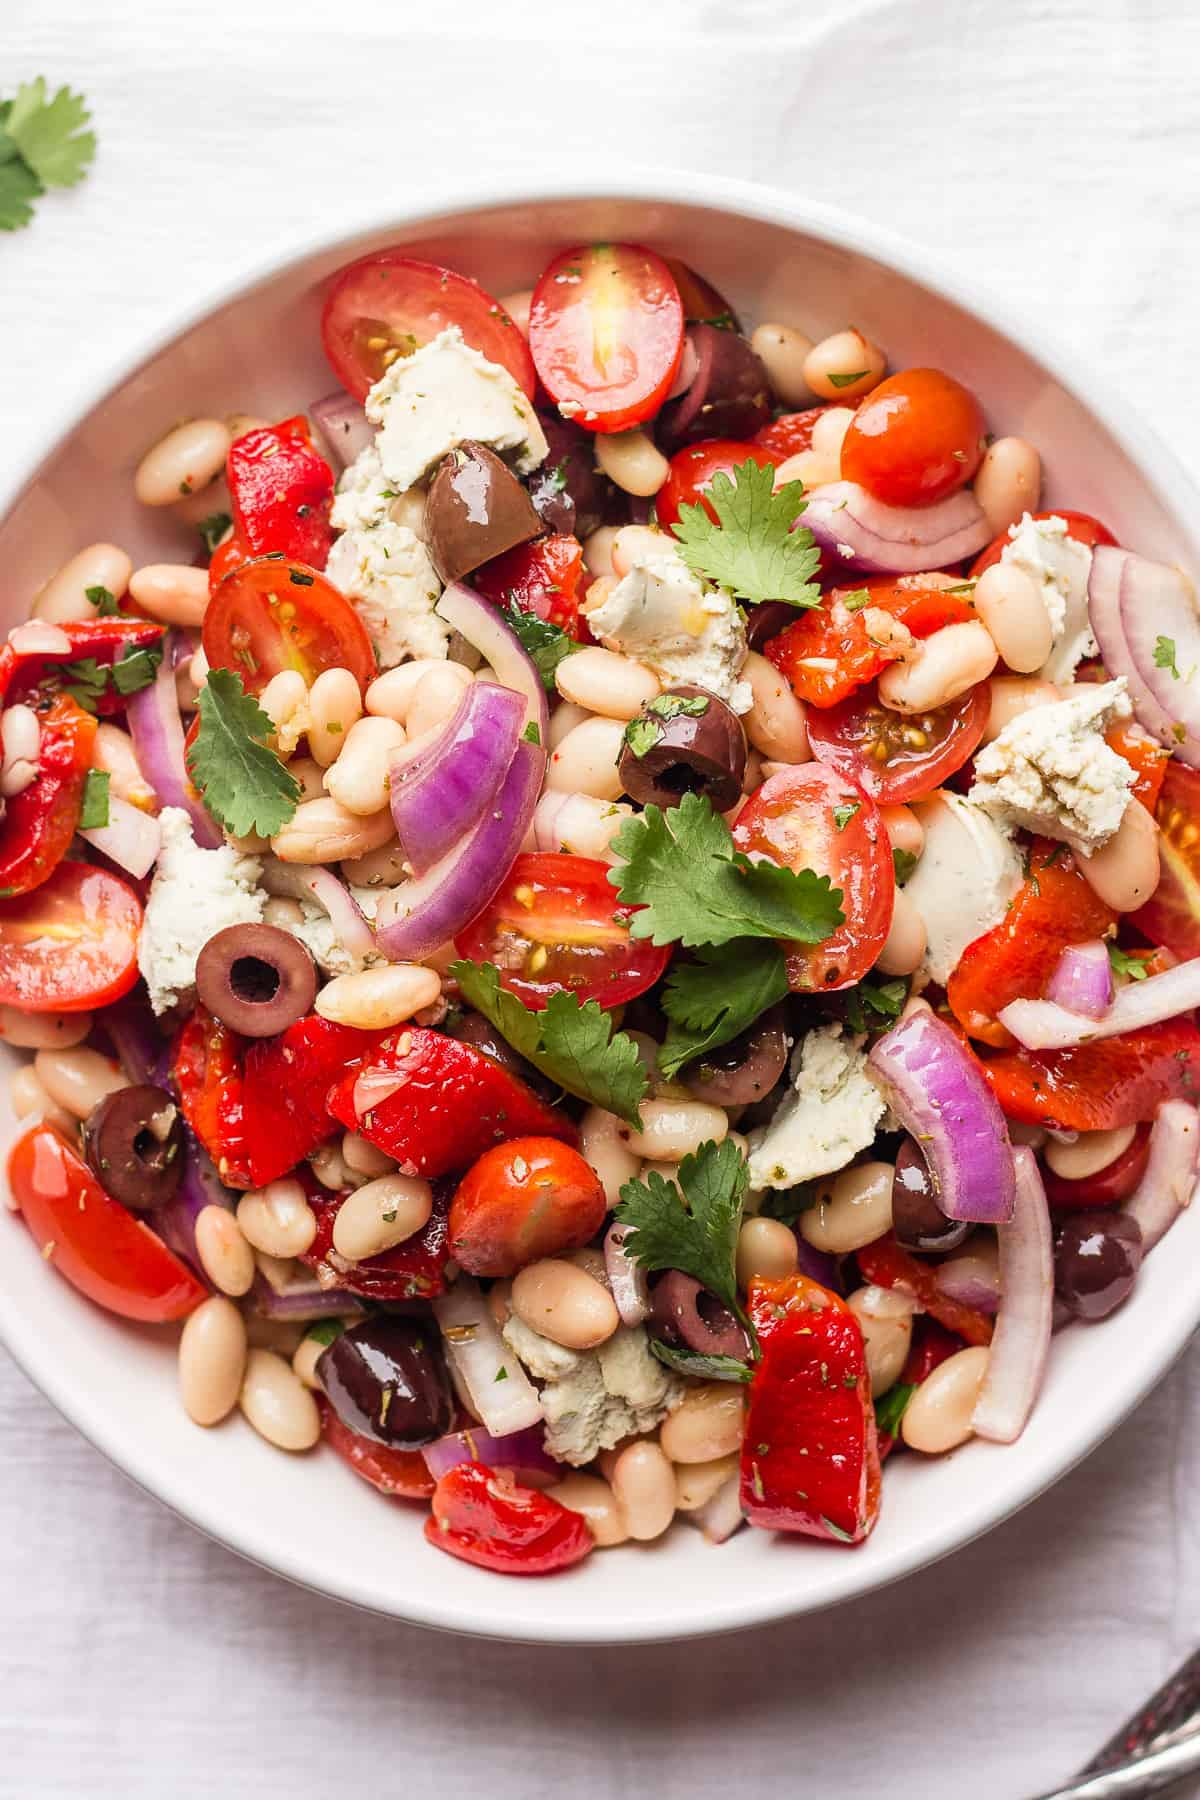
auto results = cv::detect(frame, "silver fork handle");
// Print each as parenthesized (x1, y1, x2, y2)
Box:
(1031, 1730, 1200, 1799)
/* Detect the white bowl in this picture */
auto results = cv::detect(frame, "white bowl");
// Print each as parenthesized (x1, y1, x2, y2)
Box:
(2, 174, 1198, 1645)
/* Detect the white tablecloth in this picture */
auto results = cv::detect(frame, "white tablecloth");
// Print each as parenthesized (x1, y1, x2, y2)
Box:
(4, 1, 1200, 1793)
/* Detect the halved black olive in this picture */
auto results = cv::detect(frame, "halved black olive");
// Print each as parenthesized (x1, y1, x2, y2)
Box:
(317, 1315, 454, 1448)
(683, 1006, 789, 1108)
(650, 1270, 750, 1361)
(618, 683, 747, 811)
(449, 1007, 560, 1104)
(528, 414, 610, 539)
(424, 441, 542, 583)
(656, 325, 772, 452)
(891, 1136, 969, 1252)
(195, 923, 317, 1038)
(83, 1084, 184, 1212)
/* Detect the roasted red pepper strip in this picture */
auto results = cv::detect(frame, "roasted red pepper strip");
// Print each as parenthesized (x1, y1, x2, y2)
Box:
(981, 1016, 1200, 1132)
(327, 1028, 577, 1179)
(171, 1005, 253, 1189)
(425, 1461, 593, 1575)
(856, 1233, 994, 1347)
(0, 695, 96, 896)
(227, 415, 336, 569)
(301, 1183, 452, 1300)
(741, 1274, 881, 1544)
(0, 617, 164, 712)
(320, 1399, 435, 1499)
(474, 533, 587, 637)
(241, 1014, 389, 1187)
(902, 1317, 965, 1386)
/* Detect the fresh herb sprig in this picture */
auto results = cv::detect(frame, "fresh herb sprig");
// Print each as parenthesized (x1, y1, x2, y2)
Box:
(669, 459, 821, 609)
(0, 80, 95, 232)
(186, 668, 301, 838)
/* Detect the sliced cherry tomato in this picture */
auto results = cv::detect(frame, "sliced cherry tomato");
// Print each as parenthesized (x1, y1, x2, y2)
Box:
(203, 555, 376, 696)
(1131, 761, 1200, 958)
(1041, 1124, 1152, 1211)
(207, 531, 251, 592)
(765, 578, 976, 709)
(753, 405, 834, 461)
(654, 440, 779, 530)
(455, 852, 670, 1010)
(227, 416, 335, 569)
(321, 252, 536, 404)
(969, 510, 1116, 579)
(529, 243, 684, 435)
(0, 860, 141, 1012)
(449, 1136, 606, 1277)
(473, 534, 586, 636)
(171, 1005, 253, 1188)
(0, 617, 165, 713)
(856, 1234, 994, 1347)
(1108, 720, 1170, 814)
(663, 259, 740, 331)
(241, 1015, 389, 1187)
(982, 1015, 1200, 1131)
(901, 1317, 965, 1386)
(840, 368, 985, 508)
(742, 1275, 881, 1544)
(946, 841, 1116, 1048)
(0, 695, 95, 895)
(8, 1122, 205, 1322)
(320, 1399, 434, 1500)
(807, 678, 988, 804)
(302, 1182, 451, 1300)
(733, 763, 893, 991)
(425, 1460, 592, 1575)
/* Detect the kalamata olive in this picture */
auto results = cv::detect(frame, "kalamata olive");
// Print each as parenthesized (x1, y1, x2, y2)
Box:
(891, 1137, 970, 1252)
(683, 1005, 789, 1107)
(316, 1315, 453, 1448)
(656, 325, 772, 452)
(83, 1084, 185, 1212)
(618, 683, 747, 811)
(424, 441, 542, 583)
(528, 415, 609, 539)
(449, 1007, 560, 1103)
(195, 923, 317, 1038)
(746, 601, 800, 653)
(1054, 1209, 1143, 1321)
(650, 1270, 750, 1361)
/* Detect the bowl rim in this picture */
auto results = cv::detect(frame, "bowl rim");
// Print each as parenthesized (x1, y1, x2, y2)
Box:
(3, 167, 1199, 1645)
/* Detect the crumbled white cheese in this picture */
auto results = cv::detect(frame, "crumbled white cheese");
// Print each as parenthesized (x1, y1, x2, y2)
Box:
(747, 1022, 886, 1191)
(904, 790, 1025, 986)
(586, 536, 751, 712)
(281, 894, 384, 978)
(137, 808, 265, 1014)
(501, 1316, 682, 1466)
(1001, 512, 1095, 684)
(326, 516, 446, 667)
(365, 327, 548, 493)
(969, 679, 1134, 853)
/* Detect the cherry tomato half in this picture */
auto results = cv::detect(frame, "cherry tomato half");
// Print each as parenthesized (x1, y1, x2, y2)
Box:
(0, 860, 142, 1012)
(807, 678, 989, 804)
(455, 851, 670, 1010)
(321, 251, 536, 404)
(203, 556, 376, 696)
(1041, 1125, 1152, 1211)
(449, 1137, 607, 1277)
(655, 440, 778, 529)
(840, 368, 985, 508)
(753, 405, 834, 461)
(529, 243, 684, 434)
(969, 510, 1116, 579)
(733, 763, 894, 990)
(663, 258, 740, 330)
(1131, 760, 1200, 958)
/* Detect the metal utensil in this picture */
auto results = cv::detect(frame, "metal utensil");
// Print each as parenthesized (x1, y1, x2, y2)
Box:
(1031, 1647, 1200, 1798)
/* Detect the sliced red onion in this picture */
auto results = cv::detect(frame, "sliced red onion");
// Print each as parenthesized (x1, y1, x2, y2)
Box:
(156, 1127, 231, 1273)
(681, 1474, 745, 1544)
(604, 1221, 650, 1326)
(79, 794, 161, 878)
(104, 992, 164, 1085)
(1044, 939, 1113, 1020)
(998, 956, 1200, 1051)
(435, 581, 549, 742)
(250, 1268, 365, 1321)
(373, 739, 544, 963)
(935, 1243, 1001, 1314)
(433, 1277, 543, 1438)
(309, 391, 373, 471)
(801, 481, 993, 575)
(390, 681, 524, 875)
(1125, 1100, 1200, 1253)
(260, 859, 376, 961)
(127, 632, 221, 847)
(422, 1423, 558, 1490)
(1088, 547, 1199, 762)
(973, 1148, 1053, 1444)
(868, 1009, 1015, 1224)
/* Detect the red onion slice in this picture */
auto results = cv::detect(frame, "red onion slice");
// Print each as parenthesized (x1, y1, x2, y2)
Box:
(1044, 939, 1113, 1020)
(1125, 1100, 1200, 1253)
(309, 391, 373, 471)
(681, 1473, 745, 1544)
(79, 794, 161, 879)
(260, 861, 377, 962)
(801, 481, 993, 575)
(604, 1221, 650, 1326)
(934, 1243, 1001, 1314)
(373, 739, 544, 963)
(127, 633, 221, 847)
(155, 1126, 231, 1274)
(250, 1270, 365, 1322)
(390, 681, 524, 875)
(436, 581, 549, 742)
(1088, 547, 1200, 762)
(868, 1009, 1016, 1224)
(104, 993, 164, 1086)
(972, 1147, 1053, 1444)
(422, 1423, 558, 1489)
(433, 1278, 543, 1438)
(998, 955, 1200, 1050)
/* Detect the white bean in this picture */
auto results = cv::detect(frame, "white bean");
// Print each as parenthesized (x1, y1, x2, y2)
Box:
(178, 1296, 248, 1426)
(547, 716, 626, 800)
(239, 1348, 321, 1451)
(811, 405, 857, 461)
(622, 1099, 728, 1162)
(127, 563, 209, 628)
(972, 563, 1054, 673)
(331, 1173, 433, 1261)
(262, 896, 304, 929)
(547, 700, 590, 750)
(582, 527, 620, 581)
(34, 1048, 125, 1120)
(194, 1205, 256, 1297)
(751, 322, 816, 407)
(0, 1007, 91, 1050)
(610, 525, 663, 580)
(291, 1336, 327, 1392)
(847, 1285, 914, 1397)
(609, 1440, 676, 1541)
(800, 1161, 894, 1254)
(742, 651, 810, 762)
(973, 437, 1042, 536)
(324, 715, 408, 816)
(984, 676, 1061, 743)
(1044, 1124, 1137, 1180)
(315, 964, 440, 1030)
(774, 448, 839, 490)
(8, 1065, 74, 1134)
(660, 1383, 744, 1463)
(550, 1473, 629, 1546)
(902, 1346, 989, 1453)
(735, 1216, 799, 1286)
(258, 670, 310, 756)
(876, 621, 998, 714)
(579, 1105, 642, 1205)
(1078, 800, 1161, 912)
(511, 1259, 620, 1350)
(595, 430, 669, 497)
(674, 1453, 740, 1512)
(271, 796, 394, 863)
(235, 1179, 317, 1259)
(555, 647, 660, 720)
(309, 1143, 353, 1191)
(134, 418, 231, 507)
(32, 543, 132, 624)
(308, 667, 364, 767)
(404, 663, 473, 741)
(803, 328, 886, 402)
(875, 888, 927, 977)
(539, 791, 635, 862)
(880, 804, 924, 860)
(341, 1131, 396, 1178)
(1, 706, 39, 782)
(339, 838, 410, 888)
(92, 723, 157, 811)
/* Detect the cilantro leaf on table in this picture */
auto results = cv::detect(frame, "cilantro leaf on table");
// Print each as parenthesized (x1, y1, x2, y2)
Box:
(186, 668, 301, 838)
(77, 768, 110, 831)
(504, 603, 579, 692)
(609, 790, 843, 949)
(0, 81, 95, 231)
(615, 1137, 749, 1329)
(657, 940, 790, 1078)
(450, 960, 648, 1128)
(669, 459, 821, 609)
(0, 159, 42, 232)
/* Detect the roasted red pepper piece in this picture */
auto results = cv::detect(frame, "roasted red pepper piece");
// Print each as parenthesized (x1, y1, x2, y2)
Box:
(474, 533, 587, 637)
(902, 1317, 965, 1386)
(0, 694, 96, 895)
(856, 1233, 994, 1347)
(982, 1015, 1200, 1132)
(227, 415, 336, 569)
(0, 617, 164, 713)
(327, 1028, 576, 1179)
(300, 1182, 452, 1300)
(425, 1461, 593, 1575)
(241, 1014, 389, 1187)
(319, 1398, 435, 1499)
(171, 1005, 253, 1189)
(741, 1275, 880, 1544)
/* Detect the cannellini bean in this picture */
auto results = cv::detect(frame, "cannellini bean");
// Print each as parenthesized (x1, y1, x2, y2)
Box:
(877, 621, 998, 714)
(308, 667, 364, 766)
(550, 1473, 628, 1545)
(404, 663, 473, 741)
(324, 715, 408, 815)
(542, 791, 635, 862)
(283, 756, 325, 803)
(803, 328, 886, 402)
(178, 1296, 248, 1426)
(735, 1216, 799, 1286)
(555, 647, 660, 720)
(262, 896, 304, 929)
(259, 669, 310, 753)
(331, 1173, 434, 1261)
(8, 1065, 74, 1134)
(751, 322, 816, 407)
(972, 562, 1054, 674)
(610, 525, 663, 581)
(310, 1142, 353, 1190)
(291, 1336, 327, 1392)
(32, 543, 132, 624)
(595, 430, 669, 497)
(194, 1205, 256, 1297)
(848, 1285, 915, 1397)
(0, 1007, 91, 1050)
(973, 437, 1042, 536)
(581, 576, 619, 623)
(487, 1279, 512, 1328)
(0, 758, 36, 799)
(579, 1105, 642, 1205)
(173, 476, 231, 529)
(340, 838, 410, 887)
(622, 1099, 728, 1162)
(134, 418, 231, 507)
(497, 287, 534, 336)
(271, 796, 394, 863)
(316, 964, 440, 1030)
(127, 563, 209, 628)
(244, 1314, 307, 1356)
(875, 888, 927, 977)
(1, 706, 39, 778)
(801, 1160, 894, 1254)
(34, 1047, 125, 1120)
(609, 1440, 676, 1541)
(341, 1130, 396, 1178)
(901, 1346, 989, 1453)
(880, 804, 924, 860)
(1078, 800, 1161, 912)
(239, 1348, 321, 1451)
(811, 405, 857, 460)
(774, 448, 839, 490)
(92, 723, 157, 811)
(984, 676, 1060, 743)
(742, 651, 810, 762)
(547, 700, 590, 750)
(582, 526, 620, 581)
(674, 1452, 740, 1512)
(660, 1383, 745, 1463)
(547, 716, 626, 801)
(511, 1258, 619, 1350)
(235, 1179, 317, 1259)
(1044, 1123, 1137, 1180)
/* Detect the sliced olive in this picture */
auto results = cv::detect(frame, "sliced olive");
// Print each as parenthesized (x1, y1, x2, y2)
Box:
(83, 1084, 184, 1212)
(618, 683, 747, 811)
(683, 1005, 789, 1107)
(1054, 1210, 1143, 1321)
(448, 1006, 560, 1104)
(528, 414, 609, 538)
(424, 440, 542, 583)
(650, 1270, 750, 1361)
(891, 1136, 969, 1252)
(195, 923, 317, 1038)
(745, 601, 799, 652)
(317, 1315, 454, 1448)
(657, 325, 771, 452)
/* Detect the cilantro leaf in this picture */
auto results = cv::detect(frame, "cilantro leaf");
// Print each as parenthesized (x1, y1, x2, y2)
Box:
(1108, 942, 1150, 982)
(670, 460, 821, 609)
(875, 1382, 916, 1437)
(1154, 635, 1181, 680)
(504, 603, 578, 692)
(85, 584, 118, 617)
(827, 368, 869, 390)
(5, 81, 95, 188)
(658, 940, 789, 1078)
(649, 1341, 754, 1384)
(450, 960, 647, 1128)
(58, 657, 109, 712)
(197, 512, 233, 555)
(609, 791, 843, 949)
(186, 668, 301, 838)
(304, 1319, 345, 1348)
(615, 1138, 749, 1326)
(845, 976, 908, 1034)
(0, 158, 42, 231)
(892, 847, 918, 885)
(78, 768, 110, 831)
(832, 801, 860, 831)
(111, 645, 162, 696)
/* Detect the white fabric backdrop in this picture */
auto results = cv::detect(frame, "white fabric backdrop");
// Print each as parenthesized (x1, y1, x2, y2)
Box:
(3, 1, 1200, 1793)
